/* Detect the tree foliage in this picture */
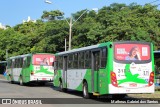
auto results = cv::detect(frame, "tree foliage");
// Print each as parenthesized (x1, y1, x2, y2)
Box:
(0, 3, 160, 60)
(41, 10, 64, 21)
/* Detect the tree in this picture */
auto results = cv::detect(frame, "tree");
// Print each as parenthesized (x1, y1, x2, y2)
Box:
(41, 10, 64, 21)
(0, 2, 160, 61)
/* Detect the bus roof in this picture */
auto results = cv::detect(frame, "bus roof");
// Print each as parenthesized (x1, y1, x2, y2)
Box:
(0, 61, 7, 64)
(56, 41, 151, 56)
(56, 42, 110, 55)
(154, 51, 160, 53)
(9, 54, 32, 59)
(8, 53, 54, 59)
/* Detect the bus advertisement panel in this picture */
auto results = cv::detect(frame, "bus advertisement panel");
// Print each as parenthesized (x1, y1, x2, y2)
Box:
(115, 44, 150, 61)
(33, 54, 55, 66)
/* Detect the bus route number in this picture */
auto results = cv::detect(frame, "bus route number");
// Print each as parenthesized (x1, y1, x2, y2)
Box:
(143, 70, 149, 76)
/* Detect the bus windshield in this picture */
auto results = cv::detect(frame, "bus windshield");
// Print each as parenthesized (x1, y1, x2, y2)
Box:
(33, 54, 55, 66)
(114, 43, 151, 62)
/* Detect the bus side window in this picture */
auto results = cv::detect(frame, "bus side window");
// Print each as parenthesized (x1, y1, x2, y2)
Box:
(12, 59, 15, 68)
(53, 61, 57, 70)
(18, 58, 20, 68)
(27, 56, 31, 67)
(20, 58, 23, 68)
(85, 51, 91, 69)
(68, 54, 73, 69)
(8, 60, 11, 69)
(56, 56, 59, 69)
(10, 60, 12, 68)
(53, 59, 58, 75)
(58, 56, 63, 69)
(79, 52, 84, 69)
(15, 59, 17, 68)
(73, 53, 78, 69)
(94, 51, 100, 71)
(100, 48, 107, 68)
(17, 58, 19, 68)
(23, 57, 27, 68)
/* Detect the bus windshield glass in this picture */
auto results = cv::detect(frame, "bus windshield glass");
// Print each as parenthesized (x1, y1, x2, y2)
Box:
(33, 54, 55, 66)
(114, 43, 151, 62)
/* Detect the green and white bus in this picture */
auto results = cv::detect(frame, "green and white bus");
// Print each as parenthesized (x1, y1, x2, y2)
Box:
(6, 53, 55, 85)
(53, 41, 155, 98)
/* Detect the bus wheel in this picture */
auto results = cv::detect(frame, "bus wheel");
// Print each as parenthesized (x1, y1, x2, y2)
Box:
(83, 82, 89, 99)
(19, 77, 23, 86)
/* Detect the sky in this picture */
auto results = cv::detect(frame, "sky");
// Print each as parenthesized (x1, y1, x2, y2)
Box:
(0, 0, 159, 27)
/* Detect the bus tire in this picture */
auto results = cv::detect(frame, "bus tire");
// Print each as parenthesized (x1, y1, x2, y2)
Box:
(19, 76, 23, 86)
(83, 82, 90, 99)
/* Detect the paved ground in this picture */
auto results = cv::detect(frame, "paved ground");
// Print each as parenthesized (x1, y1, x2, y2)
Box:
(0, 74, 160, 107)
(0, 74, 4, 79)
(0, 74, 160, 98)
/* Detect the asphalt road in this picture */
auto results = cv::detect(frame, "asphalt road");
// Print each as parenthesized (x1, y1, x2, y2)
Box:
(0, 76, 160, 107)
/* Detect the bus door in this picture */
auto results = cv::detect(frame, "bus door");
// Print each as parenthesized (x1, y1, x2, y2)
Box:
(91, 50, 100, 93)
(22, 56, 29, 78)
(11, 59, 15, 80)
(63, 56, 67, 88)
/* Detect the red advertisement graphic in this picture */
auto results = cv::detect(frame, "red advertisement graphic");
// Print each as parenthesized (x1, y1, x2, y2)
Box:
(33, 54, 55, 66)
(114, 44, 150, 61)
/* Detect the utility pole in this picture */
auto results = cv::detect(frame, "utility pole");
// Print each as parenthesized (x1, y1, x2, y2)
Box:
(65, 37, 67, 51)
(45, 0, 98, 51)
(68, 17, 72, 51)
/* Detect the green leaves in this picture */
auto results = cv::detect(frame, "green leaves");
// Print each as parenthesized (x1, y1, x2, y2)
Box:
(0, 3, 160, 61)
(41, 10, 64, 21)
